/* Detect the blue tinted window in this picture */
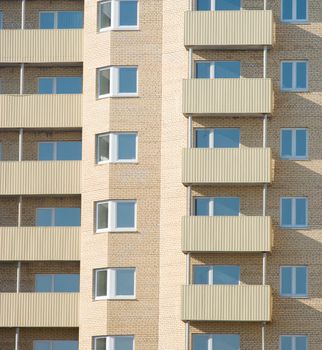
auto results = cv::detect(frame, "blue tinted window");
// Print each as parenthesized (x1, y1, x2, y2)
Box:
(281, 129, 307, 159)
(196, 62, 211, 78)
(195, 129, 210, 148)
(55, 208, 81, 226)
(296, 266, 307, 295)
(282, 0, 293, 20)
(36, 208, 53, 226)
(295, 198, 307, 226)
(35, 275, 52, 292)
(281, 198, 292, 226)
(118, 134, 136, 160)
(214, 266, 240, 285)
(57, 142, 82, 160)
(119, 1, 138, 26)
(58, 11, 83, 29)
(54, 274, 80, 292)
(196, 0, 211, 10)
(195, 198, 210, 216)
(296, 336, 308, 350)
(214, 197, 240, 216)
(215, 61, 240, 78)
(38, 78, 54, 94)
(296, 62, 307, 89)
(281, 130, 292, 158)
(99, 1, 112, 29)
(119, 68, 137, 93)
(0, 12, 4, 29)
(214, 128, 240, 148)
(34, 342, 51, 350)
(282, 62, 293, 90)
(296, 0, 307, 20)
(115, 337, 134, 350)
(39, 12, 55, 29)
(116, 202, 135, 228)
(213, 335, 240, 350)
(56, 77, 82, 94)
(116, 269, 135, 295)
(295, 129, 307, 157)
(193, 266, 210, 284)
(52, 341, 78, 350)
(215, 0, 241, 10)
(192, 335, 209, 350)
(38, 143, 54, 160)
(281, 267, 292, 295)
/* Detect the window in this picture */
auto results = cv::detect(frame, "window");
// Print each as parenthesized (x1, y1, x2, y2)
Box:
(98, 0, 138, 31)
(280, 129, 308, 160)
(96, 200, 136, 232)
(36, 208, 81, 227)
(94, 336, 134, 350)
(195, 61, 240, 79)
(280, 335, 308, 350)
(95, 268, 136, 299)
(281, 0, 307, 22)
(0, 143, 2, 160)
(193, 265, 240, 285)
(97, 67, 138, 97)
(280, 266, 308, 297)
(281, 61, 308, 91)
(38, 142, 82, 161)
(34, 341, 78, 350)
(35, 274, 80, 293)
(280, 197, 308, 228)
(39, 11, 84, 29)
(96, 133, 137, 163)
(195, 197, 240, 216)
(192, 334, 240, 350)
(196, 0, 240, 11)
(38, 77, 82, 94)
(195, 128, 240, 148)
(0, 12, 3, 29)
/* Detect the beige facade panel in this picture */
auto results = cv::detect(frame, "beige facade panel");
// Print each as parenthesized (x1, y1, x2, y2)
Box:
(0, 227, 80, 261)
(182, 148, 273, 184)
(181, 216, 273, 253)
(0, 293, 79, 327)
(182, 285, 272, 322)
(0, 95, 82, 128)
(0, 30, 83, 63)
(184, 10, 273, 49)
(0, 161, 81, 195)
(182, 78, 273, 116)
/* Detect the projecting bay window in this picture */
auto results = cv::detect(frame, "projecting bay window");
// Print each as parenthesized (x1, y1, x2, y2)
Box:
(38, 77, 83, 94)
(193, 265, 240, 285)
(36, 208, 81, 227)
(192, 334, 240, 350)
(39, 11, 84, 29)
(196, 0, 241, 11)
(94, 336, 134, 350)
(195, 128, 240, 148)
(195, 61, 241, 79)
(194, 197, 240, 216)
(34, 341, 79, 350)
(35, 274, 80, 292)
(38, 141, 82, 161)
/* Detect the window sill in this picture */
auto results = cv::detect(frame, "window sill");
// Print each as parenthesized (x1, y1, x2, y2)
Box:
(280, 20, 309, 25)
(280, 157, 308, 161)
(99, 26, 139, 32)
(96, 160, 138, 165)
(97, 94, 139, 99)
(280, 89, 309, 93)
(95, 297, 136, 301)
(279, 295, 308, 299)
(280, 226, 309, 230)
(95, 229, 138, 234)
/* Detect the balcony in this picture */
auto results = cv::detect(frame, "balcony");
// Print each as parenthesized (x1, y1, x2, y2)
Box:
(182, 285, 272, 322)
(182, 148, 273, 185)
(0, 227, 80, 261)
(181, 216, 273, 253)
(0, 30, 83, 63)
(184, 10, 274, 49)
(0, 161, 81, 195)
(182, 78, 273, 116)
(0, 94, 82, 128)
(0, 293, 79, 327)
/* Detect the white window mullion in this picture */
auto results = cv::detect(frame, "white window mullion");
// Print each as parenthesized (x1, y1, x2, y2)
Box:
(53, 142, 58, 160)
(209, 129, 215, 148)
(108, 201, 114, 230)
(211, 0, 215, 11)
(292, 0, 296, 21)
(209, 198, 214, 216)
(110, 133, 117, 162)
(210, 62, 215, 79)
(111, 67, 118, 95)
(292, 335, 296, 350)
(108, 336, 114, 350)
(292, 62, 296, 90)
(291, 267, 296, 296)
(113, 0, 119, 29)
(209, 266, 213, 285)
(291, 130, 296, 158)
(51, 208, 55, 226)
(291, 198, 296, 227)
(208, 335, 213, 350)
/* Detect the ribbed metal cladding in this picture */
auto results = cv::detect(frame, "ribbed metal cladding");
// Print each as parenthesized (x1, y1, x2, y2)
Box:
(0, 293, 79, 327)
(0, 29, 83, 63)
(182, 78, 273, 115)
(0, 161, 81, 195)
(182, 285, 272, 322)
(0, 227, 80, 261)
(0, 95, 82, 128)
(184, 10, 273, 48)
(181, 216, 273, 253)
(182, 148, 273, 184)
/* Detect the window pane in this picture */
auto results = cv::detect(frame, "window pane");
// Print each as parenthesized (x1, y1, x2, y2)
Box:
(38, 78, 54, 94)
(214, 128, 240, 148)
(295, 198, 307, 226)
(281, 267, 292, 295)
(196, 62, 211, 79)
(215, 0, 241, 11)
(96, 270, 107, 297)
(116, 269, 135, 296)
(97, 202, 109, 230)
(282, 0, 293, 20)
(39, 12, 55, 29)
(56, 77, 82, 94)
(95, 338, 106, 350)
(57, 142, 82, 160)
(295, 129, 307, 157)
(100, 1, 111, 29)
(36, 208, 53, 226)
(118, 134, 136, 160)
(98, 134, 110, 162)
(99, 69, 110, 96)
(38, 143, 54, 160)
(215, 61, 240, 78)
(196, 129, 210, 148)
(52, 341, 78, 350)
(296, 267, 307, 295)
(281, 198, 292, 226)
(296, 0, 307, 20)
(58, 11, 83, 29)
(55, 208, 81, 226)
(193, 266, 210, 284)
(119, 1, 138, 26)
(213, 266, 240, 285)
(192, 335, 209, 350)
(115, 336, 134, 350)
(214, 197, 240, 216)
(54, 274, 80, 292)
(195, 198, 210, 216)
(282, 62, 293, 90)
(213, 335, 240, 350)
(116, 202, 135, 228)
(280, 336, 292, 350)
(0, 12, 4, 29)
(296, 336, 307, 350)
(281, 130, 292, 157)
(296, 62, 307, 89)
(119, 68, 137, 93)
(35, 275, 52, 292)
(197, 0, 211, 10)
(34, 341, 51, 350)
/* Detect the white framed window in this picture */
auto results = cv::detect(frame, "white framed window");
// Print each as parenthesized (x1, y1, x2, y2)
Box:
(38, 141, 82, 161)
(39, 11, 84, 29)
(280, 197, 308, 228)
(281, 61, 308, 91)
(38, 77, 82, 94)
(95, 268, 136, 300)
(196, 0, 241, 11)
(94, 336, 134, 350)
(195, 128, 240, 148)
(98, 0, 138, 31)
(280, 129, 308, 160)
(193, 265, 240, 285)
(96, 132, 137, 163)
(280, 266, 308, 298)
(192, 334, 240, 350)
(35, 274, 80, 293)
(0, 143, 2, 160)
(96, 200, 136, 233)
(280, 335, 308, 350)
(0, 11, 3, 29)
(33, 341, 78, 350)
(281, 0, 308, 23)
(36, 208, 81, 227)
(194, 197, 240, 216)
(97, 66, 138, 98)
(195, 61, 240, 79)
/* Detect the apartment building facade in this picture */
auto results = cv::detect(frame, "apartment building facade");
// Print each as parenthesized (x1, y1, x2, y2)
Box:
(0, 0, 320, 349)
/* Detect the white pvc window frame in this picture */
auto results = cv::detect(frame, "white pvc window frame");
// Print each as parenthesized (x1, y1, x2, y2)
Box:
(280, 61, 309, 92)
(280, 266, 308, 298)
(280, 335, 308, 350)
(194, 128, 241, 148)
(280, 128, 308, 160)
(193, 197, 241, 216)
(94, 336, 135, 350)
(281, 0, 308, 23)
(194, 60, 241, 79)
(192, 334, 241, 350)
(280, 197, 308, 228)
(38, 76, 83, 94)
(35, 274, 80, 292)
(39, 11, 84, 29)
(193, 265, 241, 285)
(33, 340, 79, 350)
